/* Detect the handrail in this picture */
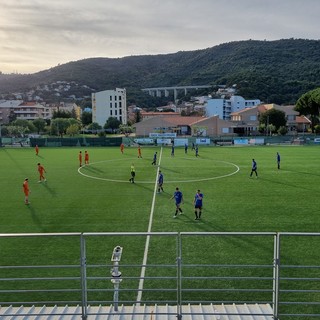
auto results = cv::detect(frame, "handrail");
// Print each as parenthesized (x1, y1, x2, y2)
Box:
(0, 232, 319, 319)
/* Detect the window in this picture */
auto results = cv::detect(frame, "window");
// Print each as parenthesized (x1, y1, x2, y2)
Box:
(119, 102, 122, 108)
(249, 115, 257, 121)
(110, 103, 112, 108)
(119, 96, 122, 101)
(115, 96, 117, 101)
(110, 96, 112, 100)
(110, 110, 113, 116)
(115, 103, 117, 108)
(119, 109, 122, 115)
(115, 110, 118, 116)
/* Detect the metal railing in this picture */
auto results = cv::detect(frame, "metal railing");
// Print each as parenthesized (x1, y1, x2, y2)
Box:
(0, 232, 319, 319)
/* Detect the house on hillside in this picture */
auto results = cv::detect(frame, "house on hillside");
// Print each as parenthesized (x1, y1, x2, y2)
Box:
(295, 115, 311, 132)
(230, 103, 303, 135)
(0, 100, 81, 124)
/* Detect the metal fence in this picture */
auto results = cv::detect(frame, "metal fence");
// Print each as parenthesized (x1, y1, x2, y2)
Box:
(0, 232, 319, 319)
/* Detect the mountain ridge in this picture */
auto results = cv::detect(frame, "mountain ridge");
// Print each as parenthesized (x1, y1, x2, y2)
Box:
(1, 39, 320, 105)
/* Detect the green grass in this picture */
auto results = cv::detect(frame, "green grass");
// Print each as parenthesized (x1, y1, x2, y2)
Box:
(0, 145, 320, 317)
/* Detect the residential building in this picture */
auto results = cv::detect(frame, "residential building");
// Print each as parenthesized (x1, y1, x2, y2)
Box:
(13, 102, 50, 121)
(0, 100, 23, 124)
(270, 104, 299, 132)
(140, 111, 181, 121)
(230, 104, 301, 135)
(295, 115, 311, 132)
(92, 88, 127, 126)
(205, 95, 260, 120)
(49, 102, 82, 120)
(133, 114, 234, 136)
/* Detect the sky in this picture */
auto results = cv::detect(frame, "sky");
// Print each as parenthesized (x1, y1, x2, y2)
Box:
(0, 0, 320, 74)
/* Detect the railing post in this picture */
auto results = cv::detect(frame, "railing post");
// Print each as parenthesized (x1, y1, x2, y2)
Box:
(273, 233, 280, 320)
(80, 234, 88, 320)
(176, 232, 182, 320)
(111, 246, 123, 312)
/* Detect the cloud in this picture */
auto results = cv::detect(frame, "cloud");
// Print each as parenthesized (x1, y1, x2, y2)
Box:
(0, 0, 319, 73)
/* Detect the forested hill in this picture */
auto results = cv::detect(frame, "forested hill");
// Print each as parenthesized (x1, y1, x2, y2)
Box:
(1, 38, 320, 105)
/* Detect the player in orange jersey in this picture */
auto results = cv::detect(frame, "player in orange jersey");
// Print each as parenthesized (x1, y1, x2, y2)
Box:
(79, 151, 82, 167)
(138, 145, 142, 158)
(120, 143, 124, 154)
(84, 150, 89, 165)
(23, 178, 30, 205)
(37, 163, 46, 182)
(35, 145, 39, 156)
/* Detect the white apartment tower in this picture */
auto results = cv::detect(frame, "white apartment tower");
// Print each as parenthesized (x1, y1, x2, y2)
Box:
(92, 88, 127, 126)
(205, 95, 260, 120)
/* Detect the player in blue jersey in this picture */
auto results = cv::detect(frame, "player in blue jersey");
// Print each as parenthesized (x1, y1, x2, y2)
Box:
(194, 189, 204, 220)
(250, 159, 258, 177)
(157, 170, 164, 193)
(170, 187, 184, 218)
(276, 152, 280, 170)
(152, 152, 157, 165)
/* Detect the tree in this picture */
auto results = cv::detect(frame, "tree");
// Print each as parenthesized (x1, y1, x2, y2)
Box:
(81, 111, 92, 126)
(1, 126, 8, 137)
(104, 117, 121, 132)
(6, 125, 27, 137)
(52, 110, 72, 119)
(295, 88, 320, 133)
(119, 124, 133, 135)
(51, 118, 70, 137)
(12, 119, 36, 134)
(71, 108, 77, 119)
(278, 126, 288, 135)
(8, 110, 17, 123)
(135, 110, 142, 123)
(67, 118, 80, 127)
(87, 122, 102, 131)
(259, 108, 286, 132)
(258, 123, 266, 134)
(79, 98, 92, 109)
(33, 118, 46, 134)
(66, 124, 80, 136)
(12, 119, 29, 128)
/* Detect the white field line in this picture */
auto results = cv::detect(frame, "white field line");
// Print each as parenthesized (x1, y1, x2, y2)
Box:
(78, 158, 239, 183)
(136, 148, 162, 305)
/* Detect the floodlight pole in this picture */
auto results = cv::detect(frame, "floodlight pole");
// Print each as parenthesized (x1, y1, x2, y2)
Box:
(111, 246, 123, 312)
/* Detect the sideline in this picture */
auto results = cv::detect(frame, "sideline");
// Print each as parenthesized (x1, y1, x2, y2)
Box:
(136, 147, 162, 304)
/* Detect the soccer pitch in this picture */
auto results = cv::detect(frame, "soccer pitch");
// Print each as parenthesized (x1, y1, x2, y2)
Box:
(0, 145, 320, 311)
(1, 145, 319, 234)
